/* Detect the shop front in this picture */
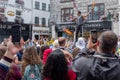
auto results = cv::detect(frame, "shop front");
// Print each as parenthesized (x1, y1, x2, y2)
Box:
(56, 21, 112, 39)
(83, 20, 112, 38)
(33, 30, 50, 40)
(0, 22, 32, 43)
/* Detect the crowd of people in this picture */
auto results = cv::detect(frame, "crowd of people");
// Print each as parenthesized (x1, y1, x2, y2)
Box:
(0, 30, 120, 80)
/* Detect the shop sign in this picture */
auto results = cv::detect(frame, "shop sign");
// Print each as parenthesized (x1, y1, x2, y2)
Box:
(56, 21, 112, 32)
(83, 21, 112, 31)
(7, 11, 15, 16)
(0, 1, 31, 12)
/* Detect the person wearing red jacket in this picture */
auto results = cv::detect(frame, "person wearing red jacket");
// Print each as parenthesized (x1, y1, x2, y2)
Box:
(43, 49, 76, 80)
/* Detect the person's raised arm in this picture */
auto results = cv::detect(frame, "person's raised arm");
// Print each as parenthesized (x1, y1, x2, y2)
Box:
(0, 36, 24, 67)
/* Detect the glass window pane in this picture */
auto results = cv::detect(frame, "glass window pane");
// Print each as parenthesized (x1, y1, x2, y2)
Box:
(35, 17, 39, 24)
(61, 8, 73, 22)
(42, 3, 46, 11)
(42, 18, 46, 26)
(35, 1, 40, 10)
(0, 8, 4, 13)
(88, 3, 105, 20)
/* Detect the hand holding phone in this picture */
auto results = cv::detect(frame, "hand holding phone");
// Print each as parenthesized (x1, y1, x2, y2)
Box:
(11, 24, 21, 43)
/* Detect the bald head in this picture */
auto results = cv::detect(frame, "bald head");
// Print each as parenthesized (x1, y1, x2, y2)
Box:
(98, 31, 118, 53)
(58, 37, 66, 46)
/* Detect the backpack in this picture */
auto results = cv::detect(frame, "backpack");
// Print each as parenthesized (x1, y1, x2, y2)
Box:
(88, 54, 120, 80)
(23, 64, 41, 80)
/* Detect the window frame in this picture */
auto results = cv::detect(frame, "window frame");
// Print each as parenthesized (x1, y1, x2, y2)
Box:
(60, 0, 73, 3)
(42, 18, 46, 27)
(16, 10, 22, 16)
(35, 17, 39, 25)
(0, 8, 5, 13)
(61, 8, 74, 22)
(48, 4, 50, 11)
(15, 0, 24, 5)
(88, 3, 105, 20)
(42, 3, 46, 11)
(35, 1, 40, 10)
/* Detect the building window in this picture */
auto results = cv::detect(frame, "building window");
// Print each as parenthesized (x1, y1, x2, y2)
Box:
(48, 19, 50, 27)
(16, 10, 21, 16)
(42, 18, 46, 27)
(35, 1, 40, 10)
(88, 3, 105, 20)
(0, 7, 7, 22)
(35, 17, 39, 24)
(15, 16, 23, 24)
(1, 0, 8, 1)
(15, 11, 23, 23)
(15, 0, 24, 5)
(0, 8, 5, 13)
(42, 3, 46, 11)
(48, 4, 50, 11)
(0, 7, 5, 18)
(61, 8, 74, 22)
(61, 0, 73, 3)
(0, 14, 5, 21)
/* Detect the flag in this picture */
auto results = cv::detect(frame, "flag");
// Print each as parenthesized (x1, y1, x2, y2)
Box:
(87, 1, 96, 16)
(73, 0, 79, 11)
(91, 1, 96, 10)
(73, 1, 77, 8)
(63, 28, 73, 35)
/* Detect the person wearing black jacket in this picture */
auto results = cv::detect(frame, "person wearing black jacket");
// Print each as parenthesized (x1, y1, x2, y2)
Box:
(72, 31, 120, 80)
(75, 11, 85, 42)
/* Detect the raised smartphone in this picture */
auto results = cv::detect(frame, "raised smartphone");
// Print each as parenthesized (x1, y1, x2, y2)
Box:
(11, 24, 21, 43)
(91, 30, 97, 43)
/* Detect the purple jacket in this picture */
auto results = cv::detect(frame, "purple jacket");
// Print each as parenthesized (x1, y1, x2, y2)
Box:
(5, 64, 22, 80)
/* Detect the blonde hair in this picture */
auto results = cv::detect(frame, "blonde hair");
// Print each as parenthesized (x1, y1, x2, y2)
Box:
(21, 46, 41, 75)
(53, 39, 59, 48)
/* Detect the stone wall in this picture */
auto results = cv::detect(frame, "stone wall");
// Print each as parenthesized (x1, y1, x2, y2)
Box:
(50, 0, 119, 36)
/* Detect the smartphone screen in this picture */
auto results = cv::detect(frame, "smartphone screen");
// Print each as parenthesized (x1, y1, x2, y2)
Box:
(11, 24, 21, 43)
(91, 30, 97, 43)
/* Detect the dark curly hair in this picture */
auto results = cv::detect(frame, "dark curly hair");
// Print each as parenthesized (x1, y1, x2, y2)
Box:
(43, 49, 69, 80)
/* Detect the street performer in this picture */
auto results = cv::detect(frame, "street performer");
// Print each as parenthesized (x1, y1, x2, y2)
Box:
(72, 7, 95, 42)
(72, 11, 87, 42)
(76, 11, 86, 41)
(71, 2, 95, 42)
